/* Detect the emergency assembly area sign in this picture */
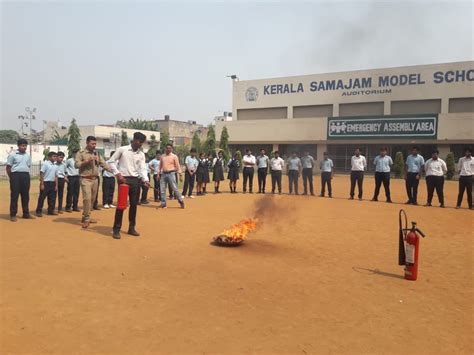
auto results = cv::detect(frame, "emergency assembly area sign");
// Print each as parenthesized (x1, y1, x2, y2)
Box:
(327, 116, 438, 139)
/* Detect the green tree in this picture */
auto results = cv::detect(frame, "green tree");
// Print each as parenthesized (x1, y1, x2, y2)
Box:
(67, 118, 81, 157)
(191, 131, 201, 153)
(219, 126, 230, 160)
(175, 145, 190, 162)
(235, 150, 242, 172)
(42, 147, 50, 161)
(116, 118, 158, 131)
(203, 125, 216, 154)
(0, 130, 20, 144)
(121, 130, 129, 146)
(147, 133, 159, 157)
(393, 151, 405, 178)
(446, 152, 455, 180)
(51, 129, 68, 145)
(160, 130, 170, 148)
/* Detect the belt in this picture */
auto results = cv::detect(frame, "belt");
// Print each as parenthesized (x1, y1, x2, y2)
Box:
(80, 176, 98, 180)
(162, 170, 177, 174)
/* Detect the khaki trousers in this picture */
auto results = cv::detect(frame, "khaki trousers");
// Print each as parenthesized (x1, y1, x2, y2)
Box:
(81, 177, 98, 221)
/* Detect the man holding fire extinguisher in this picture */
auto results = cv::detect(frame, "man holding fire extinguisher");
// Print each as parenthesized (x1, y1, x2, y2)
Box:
(107, 132, 150, 239)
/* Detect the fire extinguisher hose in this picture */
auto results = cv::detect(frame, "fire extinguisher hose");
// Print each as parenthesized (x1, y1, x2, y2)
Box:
(398, 209, 408, 265)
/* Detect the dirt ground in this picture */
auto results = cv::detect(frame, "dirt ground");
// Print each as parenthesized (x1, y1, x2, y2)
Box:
(0, 175, 472, 354)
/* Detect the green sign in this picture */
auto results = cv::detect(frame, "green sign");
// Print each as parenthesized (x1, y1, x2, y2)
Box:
(327, 115, 437, 139)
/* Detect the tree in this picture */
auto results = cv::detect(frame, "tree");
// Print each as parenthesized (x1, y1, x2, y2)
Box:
(116, 118, 158, 131)
(121, 130, 129, 146)
(147, 134, 159, 157)
(191, 131, 201, 153)
(203, 125, 216, 154)
(446, 152, 455, 180)
(175, 145, 190, 162)
(219, 126, 230, 160)
(393, 151, 404, 178)
(42, 147, 50, 161)
(0, 130, 20, 144)
(235, 150, 242, 172)
(160, 130, 170, 148)
(67, 118, 81, 157)
(51, 129, 68, 145)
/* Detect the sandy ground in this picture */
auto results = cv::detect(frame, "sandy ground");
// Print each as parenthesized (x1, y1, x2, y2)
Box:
(0, 175, 472, 354)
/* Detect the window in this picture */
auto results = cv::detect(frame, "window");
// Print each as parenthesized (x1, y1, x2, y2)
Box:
(391, 99, 441, 115)
(449, 98, 474, 113)
(293, 104, 333, 118)
(237, 107, 287, 120)
(339, 102, 384, 116)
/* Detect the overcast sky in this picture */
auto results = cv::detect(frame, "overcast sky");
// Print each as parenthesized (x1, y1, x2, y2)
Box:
(1, 0, 472, 131)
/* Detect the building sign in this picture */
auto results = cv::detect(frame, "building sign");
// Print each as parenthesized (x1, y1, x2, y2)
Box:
(327, 116, 437, 139)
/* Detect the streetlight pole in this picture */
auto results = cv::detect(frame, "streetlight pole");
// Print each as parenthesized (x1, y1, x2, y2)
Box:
(24, 107, 36, 157)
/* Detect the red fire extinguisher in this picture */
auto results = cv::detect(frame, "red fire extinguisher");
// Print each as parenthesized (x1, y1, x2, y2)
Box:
(117, 184, 129, 210)
(398, 209, 426, 281)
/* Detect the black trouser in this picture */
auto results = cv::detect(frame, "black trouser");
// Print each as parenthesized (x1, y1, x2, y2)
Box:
(140, 174, 150, 202)
(9, 172, 30, 217)
(321, 172, 332, 196)
(57, 178, 66, 211)
(93, 176, 100, 209)
(153, 175, 160, 200)
(271, 170, 282, 193)
(288, 170, 299, 194)
(373, 172, 391, 200)
(457, 175, 472, 208)
(350, 171, 364, 198)
(426, 175, 444, 205)
(66, 176, 80, 210)
(182, 171, 196, 196)
(302, 168, 314, 194)
(102, 176, 115, 205)
(243, 167, 254, 192)
(36, 181, 56, 214)
(405, 172, 420, 203)
(113, 177, 140, 231)
(257, 168, 268, 192)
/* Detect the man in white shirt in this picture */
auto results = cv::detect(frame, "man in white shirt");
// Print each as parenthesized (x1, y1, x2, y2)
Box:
(319, 152, 334, 197)
(456, 147, 473, 209)
(287, 152, 302, 195)
(349, 148, 367, 200)
(300, 151, 315, 196)
(242, 149, 256, 193)
(149, 151, 161, 202)
(107, 132, 150, 239)
(270, 151, 285, 194)
(182, 148, 199, 198)
(424, 149, 447, 208)
(102, 151, 116, 208)
(371, 147, 393, 203)
(256, 149, 270, 194)
(404, 146, 425, 205)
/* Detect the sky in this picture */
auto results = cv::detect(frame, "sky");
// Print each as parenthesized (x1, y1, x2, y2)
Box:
(1, 0, 473, 132)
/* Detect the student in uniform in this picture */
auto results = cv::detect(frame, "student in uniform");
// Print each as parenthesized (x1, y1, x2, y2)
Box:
(55, 151, 68, 213)
(203, 152, 212, 194)
(300, 151, 315, 196)
(287, 152, 302, 195)
(227, 152, 240, 193)
(182, 148, 199, 198)
(242, 149, 256, 193)
(139, 154, 151, 205)
(270, 151, 284, 194)
(371, 147, 393, 203)
(456, 147, 473, 209)
(319, 152, 334, 198)
(196, 152, 207, 196)
(102, 151, 116, 208)
(65, 149, 80, 212)
(349, 148, 367, 200)
(256, 149, 270, 194)
(6, 138, 34, 221)
(108, 132, 150, 239)
(36, 151, 59, 217)
(158, 143, 185, 209)
(212, 150, 225, 193)
(424, 150, 447, 208)
(404, 146, 425, 205)
(149, 151, 161, 202)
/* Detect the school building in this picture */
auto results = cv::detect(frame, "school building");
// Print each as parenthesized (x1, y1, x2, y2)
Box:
(215, 61, 474, 172)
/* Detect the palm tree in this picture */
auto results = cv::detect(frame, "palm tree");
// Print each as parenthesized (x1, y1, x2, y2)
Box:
(116, 118, 158, 131)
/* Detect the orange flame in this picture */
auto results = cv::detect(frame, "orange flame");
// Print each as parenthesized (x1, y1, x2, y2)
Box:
(221, 218, 258, 241)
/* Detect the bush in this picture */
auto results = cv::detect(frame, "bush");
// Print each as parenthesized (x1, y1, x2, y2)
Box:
(393, 151, 404, 178)
(235, 150, 242, 172)
(446, 152, 455, 180)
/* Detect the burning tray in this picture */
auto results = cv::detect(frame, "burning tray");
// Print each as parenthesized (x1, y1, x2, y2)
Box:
(211, 235, 245, 247)
(211, 218, 258, 247)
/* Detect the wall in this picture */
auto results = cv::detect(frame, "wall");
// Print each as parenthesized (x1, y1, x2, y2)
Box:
(0, 143, 68, 163)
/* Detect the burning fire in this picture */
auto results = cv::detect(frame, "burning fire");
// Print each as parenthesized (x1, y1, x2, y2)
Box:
(220, 218, 258, 242)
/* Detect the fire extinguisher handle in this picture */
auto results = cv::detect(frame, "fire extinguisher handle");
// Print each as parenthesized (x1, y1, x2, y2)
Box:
(416, 228, 426, 238)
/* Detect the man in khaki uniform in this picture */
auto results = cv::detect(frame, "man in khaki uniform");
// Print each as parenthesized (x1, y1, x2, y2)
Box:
(75, 136, 111, 228)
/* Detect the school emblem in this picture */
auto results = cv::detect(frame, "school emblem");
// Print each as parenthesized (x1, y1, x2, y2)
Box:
(245, 87, 258, 102)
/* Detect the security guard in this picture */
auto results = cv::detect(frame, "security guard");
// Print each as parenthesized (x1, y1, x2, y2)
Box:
(75, 136, 111, 228)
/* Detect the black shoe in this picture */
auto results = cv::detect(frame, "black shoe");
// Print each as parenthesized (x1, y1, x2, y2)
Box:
(278, 191, 282, 195)
(257, 191, 261, 194)
(73, 208, 81, 212)
(310, 193, 315, 196)
(112, 230, 121, 239)
(128, 228, 140, 237)
(405, 200, 412, 205)
(22, 214, 35, 219)
(65, 208, 72, 213)
(455, 205, 461, 209)
(93, 207, 101, 210)
(141, 200, 150, 205)
(329, 194, 332, 198)
(386, 199, 393, 203)
(358, 197, 363, 201)
(349, 197, 354, 200)
(10, 216, 17, 222)
(424, 203, 432, 207)
(179, 200, 185, 209)
(35, 211, 43, 217)
(302, 192, 308, 195)
(249, 191, 253, 194)
(439, 204, 445, 208)
(412, 202, 418, 206)
(371, 198, 378, 202)
(48, 212, 58, 216)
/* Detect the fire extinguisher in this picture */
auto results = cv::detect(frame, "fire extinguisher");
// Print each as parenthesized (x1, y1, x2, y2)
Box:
(117, 184, 129, 210)
(398, 209, 426, 281)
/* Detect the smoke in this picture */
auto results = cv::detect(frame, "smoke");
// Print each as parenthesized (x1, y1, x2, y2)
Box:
(251, 195, 298, 226)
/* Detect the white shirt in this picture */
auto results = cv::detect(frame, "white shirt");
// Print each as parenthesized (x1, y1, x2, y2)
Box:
(270, 157, 285, 171)
(458, 156, 473, 176)
(107, 145, 149, 181)
(242, 154, 256, 167)
(424, 158, 447, 176)
(351, 155, 367, 171)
